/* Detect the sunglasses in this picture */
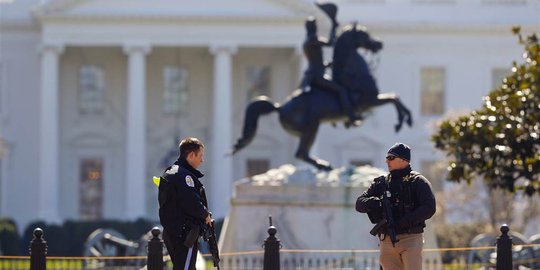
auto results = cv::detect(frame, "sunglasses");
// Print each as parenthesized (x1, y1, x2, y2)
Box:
(386, 155, 398, 161)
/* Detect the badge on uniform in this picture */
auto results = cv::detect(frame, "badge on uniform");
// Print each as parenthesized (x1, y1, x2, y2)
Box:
(185, 175, 195, 187)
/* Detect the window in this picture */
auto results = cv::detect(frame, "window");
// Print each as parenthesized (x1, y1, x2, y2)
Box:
(421, 160, 446, 192)
(420, 67, 445, 115)
(79, 65, 105, 114)
(491, 68, 510, 89)
(162, 66, 189, 114)
(246, 158, 270, 178)
(80, 158, 103, 220)
(246, 66, 270, 102)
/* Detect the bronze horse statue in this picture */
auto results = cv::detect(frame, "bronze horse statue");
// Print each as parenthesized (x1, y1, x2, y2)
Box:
(232, 24, 413, 170)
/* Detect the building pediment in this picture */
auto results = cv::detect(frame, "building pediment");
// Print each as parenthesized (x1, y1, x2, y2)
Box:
(33, 0, 316, 22)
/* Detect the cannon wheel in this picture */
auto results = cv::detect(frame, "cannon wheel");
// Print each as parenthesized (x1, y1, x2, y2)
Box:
(467, 231, 535, 270)
(467, 233, 496, 270)
(509, 232, 534, 270)
(84, 228, 127, 257)
(83, 228, 144, 268)
(529, 234, 540, 269)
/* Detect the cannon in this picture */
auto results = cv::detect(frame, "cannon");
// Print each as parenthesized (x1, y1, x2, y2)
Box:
(83, 228, 152, 268)
(529, 234, 540, 269)
(467, 233, 496, 269)
(467, 231, 538, 270)
(83, 227, 208, 269)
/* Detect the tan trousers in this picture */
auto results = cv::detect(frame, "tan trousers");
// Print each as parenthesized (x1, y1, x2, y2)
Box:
(379, 233, 424, 270)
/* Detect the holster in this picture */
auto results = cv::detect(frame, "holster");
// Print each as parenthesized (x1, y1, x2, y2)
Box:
(183, 226, 200, 248)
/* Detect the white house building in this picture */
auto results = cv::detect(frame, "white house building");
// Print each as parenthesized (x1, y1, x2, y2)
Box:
(0, 0, 538, 230)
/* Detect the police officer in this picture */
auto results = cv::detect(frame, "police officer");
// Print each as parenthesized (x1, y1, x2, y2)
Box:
(356, 143, 436, 270)
(158, 137, 212, 270)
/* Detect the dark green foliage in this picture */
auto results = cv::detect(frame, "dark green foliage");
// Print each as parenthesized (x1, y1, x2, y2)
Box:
(435, 223, 489, 264)
(432, 27, 539, 195)
(22, 218, 156, 256)
(0, 217, 21, 255)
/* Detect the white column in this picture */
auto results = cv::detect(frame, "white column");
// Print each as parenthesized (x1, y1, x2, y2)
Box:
(209, 44, 237, 219)
(38, 43, 64, 223)
(123, 44, 151, 220)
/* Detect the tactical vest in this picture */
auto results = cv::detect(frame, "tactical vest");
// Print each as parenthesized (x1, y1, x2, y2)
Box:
(388, 171, 425, 234)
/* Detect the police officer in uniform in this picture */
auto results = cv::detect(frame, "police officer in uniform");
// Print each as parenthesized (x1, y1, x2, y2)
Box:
(158, 137, 212, 270)
(356, 143, 436, 270)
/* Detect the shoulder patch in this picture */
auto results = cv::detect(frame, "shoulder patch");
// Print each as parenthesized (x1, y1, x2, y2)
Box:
(166, 165, 179, 175)
(185, 175, 195, 187)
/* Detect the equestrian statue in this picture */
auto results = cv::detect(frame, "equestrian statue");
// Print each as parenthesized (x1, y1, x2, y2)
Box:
(231, 3, 413, 171)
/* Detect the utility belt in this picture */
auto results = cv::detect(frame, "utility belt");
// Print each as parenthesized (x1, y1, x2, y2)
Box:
(370, 224, 424, 235)
(394, 225, 424, 235)
(379, 226, 423, 242)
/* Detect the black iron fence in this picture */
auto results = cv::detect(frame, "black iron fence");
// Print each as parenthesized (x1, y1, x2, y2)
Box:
(0, 221, 538, 270)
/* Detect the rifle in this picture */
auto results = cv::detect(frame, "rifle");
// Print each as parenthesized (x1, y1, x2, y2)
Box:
(382, 189, 399, 247)
(369, 175, 399, 247)
(200, 188, 220, 269)
(202, 220, 220, 269)
(369, 218, 387, 236)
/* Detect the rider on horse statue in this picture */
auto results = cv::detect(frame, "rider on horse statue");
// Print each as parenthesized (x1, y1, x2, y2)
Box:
(231, 2, 412, 170)
(299, 3, 363, 126)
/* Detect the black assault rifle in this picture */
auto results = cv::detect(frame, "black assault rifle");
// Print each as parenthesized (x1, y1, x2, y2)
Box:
(200, 187, 220, 269)
(202, 220, 221, 270)
(369, 179, 399, 247)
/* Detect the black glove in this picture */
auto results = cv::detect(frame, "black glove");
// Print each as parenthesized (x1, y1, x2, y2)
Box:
(367, 197, 382, 211)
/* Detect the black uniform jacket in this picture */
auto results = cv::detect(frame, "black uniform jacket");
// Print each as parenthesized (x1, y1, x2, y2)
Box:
(158, 158, 209, 239)
(356, 166, 436, 234)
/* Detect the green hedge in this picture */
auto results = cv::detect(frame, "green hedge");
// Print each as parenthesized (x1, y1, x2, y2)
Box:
(21, 218, 156, 256)
(0, 217, 21, 255)
(5, 217, 224, 256)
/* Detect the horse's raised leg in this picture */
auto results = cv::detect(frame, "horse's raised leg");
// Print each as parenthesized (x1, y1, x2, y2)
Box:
(393, 96, 413, 127)
(294, 125, 332, 171)
(374, 93, 413, 132)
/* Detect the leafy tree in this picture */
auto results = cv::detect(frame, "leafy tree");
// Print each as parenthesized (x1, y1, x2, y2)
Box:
(432, 27, 539, 195)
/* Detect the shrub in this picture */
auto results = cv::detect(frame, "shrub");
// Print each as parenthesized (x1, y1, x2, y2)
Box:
(0, 217, 21, 255)
(22, 218, 156, 256)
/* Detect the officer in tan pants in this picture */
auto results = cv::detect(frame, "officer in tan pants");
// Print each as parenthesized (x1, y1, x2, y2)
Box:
(356, 143, 436, 270)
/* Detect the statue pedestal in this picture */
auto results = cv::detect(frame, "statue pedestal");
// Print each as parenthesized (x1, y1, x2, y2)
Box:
(218, 164, 440, 268)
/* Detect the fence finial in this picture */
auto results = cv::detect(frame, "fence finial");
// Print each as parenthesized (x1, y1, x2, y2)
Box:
(29, 227, 47, 270)
(496, 224, 512, 270)
(264, 216, 280, 270)
(147, 227, 164, 270)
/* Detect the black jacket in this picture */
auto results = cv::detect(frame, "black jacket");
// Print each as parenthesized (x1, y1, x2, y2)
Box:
(356, 166, 436, 234)
(158, 158, 209, 238)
